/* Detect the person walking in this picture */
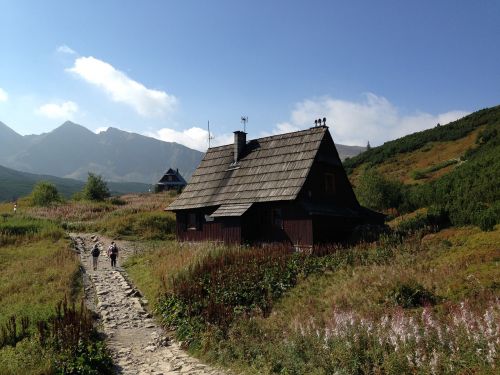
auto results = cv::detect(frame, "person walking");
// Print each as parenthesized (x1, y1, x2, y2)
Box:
(107, 241, 119, 269)
(91, 243, 100, 270)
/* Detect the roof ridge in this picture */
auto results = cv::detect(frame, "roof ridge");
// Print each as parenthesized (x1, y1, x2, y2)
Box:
(205, 126, 327, 152)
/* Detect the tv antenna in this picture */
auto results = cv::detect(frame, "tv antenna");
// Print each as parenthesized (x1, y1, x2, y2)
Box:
(207, 120, 215, 148)
(241, 116, 248, 133)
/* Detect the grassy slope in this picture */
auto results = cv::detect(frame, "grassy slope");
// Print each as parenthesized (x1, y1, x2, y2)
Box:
(345, 105, 500, 186)
(271, 226, 499, 323)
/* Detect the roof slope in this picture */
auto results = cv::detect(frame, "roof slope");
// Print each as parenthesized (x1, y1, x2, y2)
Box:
(158, 168, 187, 185)
(168, 126, 328, 210)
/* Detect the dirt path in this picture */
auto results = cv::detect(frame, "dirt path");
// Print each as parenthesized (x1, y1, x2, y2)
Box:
(72, 233, 226, 375)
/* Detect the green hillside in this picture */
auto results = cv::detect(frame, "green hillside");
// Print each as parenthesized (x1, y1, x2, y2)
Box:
(0, 164, 151, 201)
(346, 105, 500, 229)
(344, 105, 500, 174)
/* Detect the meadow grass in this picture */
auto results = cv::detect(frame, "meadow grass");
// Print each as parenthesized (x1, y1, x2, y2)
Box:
(0, 238, 80, 328)
(123, 225, 499, 374)
(0, 229, 81, 374)
(5, 192, 177, 241)
(123, 241, 225, 305)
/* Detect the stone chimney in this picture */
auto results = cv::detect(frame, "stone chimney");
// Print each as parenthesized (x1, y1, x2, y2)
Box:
(233, 131, 246, 163)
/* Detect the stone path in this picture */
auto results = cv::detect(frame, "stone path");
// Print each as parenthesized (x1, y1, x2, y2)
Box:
(72, 233, 226, 375)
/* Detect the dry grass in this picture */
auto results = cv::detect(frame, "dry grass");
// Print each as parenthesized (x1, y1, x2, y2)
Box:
(123, 241, 222, 305)
(0, 238, 80, 329)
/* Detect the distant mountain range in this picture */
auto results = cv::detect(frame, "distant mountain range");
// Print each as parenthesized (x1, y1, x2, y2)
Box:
(0, 121, 204, 184)
(0, 164, 151, 202)
(0, 121, 365, 185)
(334, 143, 366, 159)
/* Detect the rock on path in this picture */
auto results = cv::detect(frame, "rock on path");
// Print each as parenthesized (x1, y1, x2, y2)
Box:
(72, 234, 226, 375)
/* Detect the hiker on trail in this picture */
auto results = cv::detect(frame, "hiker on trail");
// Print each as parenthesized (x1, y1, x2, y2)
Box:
(13, 202, 17, 214)
(107, 241, 119, 268)
(91, 243, 100, 271)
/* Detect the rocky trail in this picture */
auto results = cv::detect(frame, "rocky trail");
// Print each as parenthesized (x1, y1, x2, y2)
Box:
(72, 233, 226, 375)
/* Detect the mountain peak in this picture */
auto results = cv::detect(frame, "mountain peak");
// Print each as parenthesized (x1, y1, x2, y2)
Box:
(53, 121, 95, 135)
(0, 121, 22, 138)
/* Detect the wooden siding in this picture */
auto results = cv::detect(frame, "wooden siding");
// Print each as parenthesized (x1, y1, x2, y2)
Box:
(176, 212, 241, 244)
(242, 202, 313, 247)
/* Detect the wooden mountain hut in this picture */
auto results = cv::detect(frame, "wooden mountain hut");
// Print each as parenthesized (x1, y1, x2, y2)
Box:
(167, 123, 383, 248)
(156, 168, 187, 192)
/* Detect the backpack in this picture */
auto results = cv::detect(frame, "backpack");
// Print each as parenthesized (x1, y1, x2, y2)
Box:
(111, 244, 118, 255)
(91, 247, 100, 257)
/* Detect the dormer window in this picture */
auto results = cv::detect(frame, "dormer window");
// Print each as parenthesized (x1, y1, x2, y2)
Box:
(324, 172, 335, 194)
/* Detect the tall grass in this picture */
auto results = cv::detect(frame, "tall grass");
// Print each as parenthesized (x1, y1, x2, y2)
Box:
(0, 210, 112, 374)
(123, 241, 221, 304)
(0, 214, 65, 245)
(145, 227, 499, 373)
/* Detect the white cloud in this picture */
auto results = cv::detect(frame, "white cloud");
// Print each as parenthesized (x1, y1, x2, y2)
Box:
(147, 127, 233, 152)
(67, 56, 177, 117)
(0, 87, 8, 102)
(273, 93, 469, 146)
(37, 101, 78, 119)
(57, 44, 76, 55)
(94, 126, 109, 134)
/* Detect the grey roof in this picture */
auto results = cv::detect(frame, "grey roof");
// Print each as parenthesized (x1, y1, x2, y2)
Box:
(167, 126, 328, 211)
(158, 168, 187, 185)
(210, 203, 253, 217)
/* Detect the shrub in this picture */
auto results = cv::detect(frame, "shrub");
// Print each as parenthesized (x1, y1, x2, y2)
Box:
(29, 181, 61, 206)
(109, 197, 126, 206)
(38, 298, 113, 374)
(476, 204, 498, 231)
(387, 281, 437, 308)
(355, 169, 403, 211)
(83, 173, 110, 201)
(410, 170, 427, 180)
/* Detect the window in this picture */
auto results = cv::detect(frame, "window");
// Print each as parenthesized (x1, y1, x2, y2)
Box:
(324, 172, 336, 194)
(272, 208, 283, 229)
(187, 213, 199, 230)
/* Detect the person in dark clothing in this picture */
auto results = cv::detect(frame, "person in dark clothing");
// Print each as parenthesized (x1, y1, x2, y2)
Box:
(91, 244, 100, 270)
(107, 241, 119, 268)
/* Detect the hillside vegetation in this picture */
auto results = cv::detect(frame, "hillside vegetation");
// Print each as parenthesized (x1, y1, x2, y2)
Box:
(344, 105, 499, 175)
(349, 106, 500, 229)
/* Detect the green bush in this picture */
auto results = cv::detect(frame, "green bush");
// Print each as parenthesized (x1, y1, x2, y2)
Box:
(83, 173, 110, 201)
(410, 170, 427, 180)
(477, 204, 499, 231)
(109, 197, 126, 206)
(29, 181, 61, 206)
(54, 341, 113, 375)
(355, 169, 403, 211)
(387, 281, 437, 308)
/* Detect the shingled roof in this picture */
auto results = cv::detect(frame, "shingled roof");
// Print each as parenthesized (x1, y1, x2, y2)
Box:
(168, 126, 328, 211)
(158, 168, 187, 186)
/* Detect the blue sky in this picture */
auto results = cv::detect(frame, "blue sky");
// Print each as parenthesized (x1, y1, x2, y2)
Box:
(0, 0, 499, 150)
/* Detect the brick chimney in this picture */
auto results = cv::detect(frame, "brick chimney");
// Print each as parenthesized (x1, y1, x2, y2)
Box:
(233, 131, 246, 163)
